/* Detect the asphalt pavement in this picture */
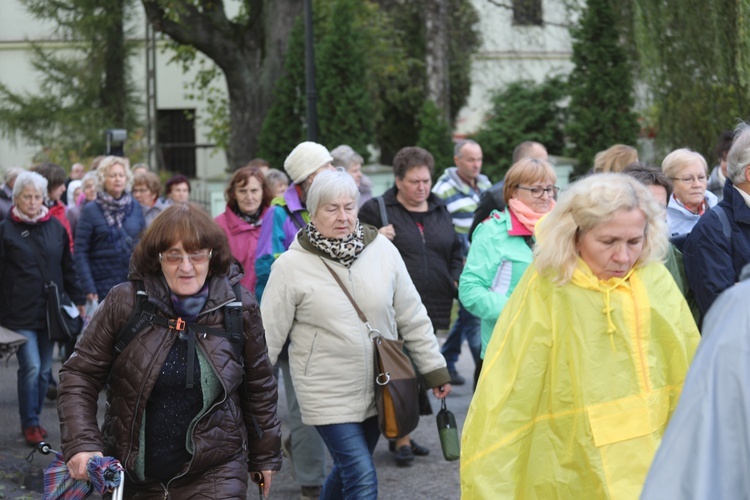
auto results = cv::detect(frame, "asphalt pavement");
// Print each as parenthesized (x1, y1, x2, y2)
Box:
(0, 333, 475, 499)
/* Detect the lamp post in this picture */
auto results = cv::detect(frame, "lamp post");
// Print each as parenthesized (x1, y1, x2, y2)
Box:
(304, 0, 318, 141)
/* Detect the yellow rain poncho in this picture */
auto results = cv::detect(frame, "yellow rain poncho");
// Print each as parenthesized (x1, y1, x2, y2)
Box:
(461, 260, 700, 500)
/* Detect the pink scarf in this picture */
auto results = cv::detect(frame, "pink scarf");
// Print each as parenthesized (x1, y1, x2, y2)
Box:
(508, 198, 555, 233)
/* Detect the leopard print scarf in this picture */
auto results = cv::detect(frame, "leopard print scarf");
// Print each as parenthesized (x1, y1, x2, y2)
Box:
(306, 220, 365, 268)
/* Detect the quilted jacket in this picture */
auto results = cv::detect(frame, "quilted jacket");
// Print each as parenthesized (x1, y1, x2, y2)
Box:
(74, 196, 145, 299)
(57, 264, 282, 492)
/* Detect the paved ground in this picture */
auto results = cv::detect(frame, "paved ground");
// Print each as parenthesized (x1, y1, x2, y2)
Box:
(0, 333, 475, 499)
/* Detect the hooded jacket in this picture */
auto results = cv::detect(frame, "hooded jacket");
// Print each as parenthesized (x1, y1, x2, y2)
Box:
(666, 190, 718, 236)
(215, 205, 268, 295)
(359, 187, 462, 330)
(683, 180, 750, 316)
(261, 225, 450, 426)
(57, 265, 282, 492)
(459, 209, 533, 358)
(461, 261, 700, 499)
(74, 197, 146, 298)
(254, 184, 308, 301)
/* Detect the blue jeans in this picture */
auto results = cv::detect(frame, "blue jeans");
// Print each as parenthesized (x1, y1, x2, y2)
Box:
(16, 329, 53, 429)
(315, 416, 380, 500)
(441, 302, 481, 372)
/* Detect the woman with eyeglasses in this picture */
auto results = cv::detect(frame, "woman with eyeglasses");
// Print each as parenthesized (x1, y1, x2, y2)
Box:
(661, 148, 717, 236)
(461, 174, 700, 498)
(458, 158, 557, 379)
(74, 156, 146, 302)
(58, 202, 282, 497)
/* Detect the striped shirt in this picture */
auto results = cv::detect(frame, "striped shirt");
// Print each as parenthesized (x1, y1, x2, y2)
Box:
(432, 167, 491, 255)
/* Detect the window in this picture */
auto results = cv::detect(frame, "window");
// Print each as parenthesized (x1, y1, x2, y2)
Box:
(157, 109, 196, 177)
(513, 0, 543, 26)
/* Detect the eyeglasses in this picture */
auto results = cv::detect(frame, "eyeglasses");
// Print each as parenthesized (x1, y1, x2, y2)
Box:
(517, 185, 559, 198)
(159, 250, 212, 265)
(671, 175, 707, 184)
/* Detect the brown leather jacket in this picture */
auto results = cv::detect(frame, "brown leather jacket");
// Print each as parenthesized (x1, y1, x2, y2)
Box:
(57, 265, 282, 488)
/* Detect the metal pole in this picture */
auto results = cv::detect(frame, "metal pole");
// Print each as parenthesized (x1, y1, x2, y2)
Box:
(304, 0, 318, 141)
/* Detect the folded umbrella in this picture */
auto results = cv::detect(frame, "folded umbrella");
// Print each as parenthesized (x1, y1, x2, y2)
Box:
(41, 447, 124, 500)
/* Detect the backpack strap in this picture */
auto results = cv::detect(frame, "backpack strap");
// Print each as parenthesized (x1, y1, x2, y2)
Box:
(114, 281, 156, 355)
(283, 204, 306, 230)
(713, 204, 731, 239)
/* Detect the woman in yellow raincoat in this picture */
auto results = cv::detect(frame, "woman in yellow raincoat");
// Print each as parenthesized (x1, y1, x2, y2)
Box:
(461, 173, 700, 499)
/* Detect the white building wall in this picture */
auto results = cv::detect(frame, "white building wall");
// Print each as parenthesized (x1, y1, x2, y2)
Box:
(1, 0, 578, 174)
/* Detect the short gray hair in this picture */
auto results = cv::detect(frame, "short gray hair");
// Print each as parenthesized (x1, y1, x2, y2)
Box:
(330, 145, 364, 171)
(728, 123, 750, 185)
(13, 171, 48, 199)
(306, 170, 359, 217)
(454, 139, 480, 158)
(4, 166, 25, 185)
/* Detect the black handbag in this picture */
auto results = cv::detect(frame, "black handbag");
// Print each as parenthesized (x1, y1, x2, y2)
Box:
(26, 232, 82, 341)
(322, 260, 420, 439)
(436, 398, 460, 461)
(44, 281, 82, 341)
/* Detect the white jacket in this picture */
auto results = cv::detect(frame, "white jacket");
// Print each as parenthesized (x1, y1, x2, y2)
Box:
(261, 229, 448, 426)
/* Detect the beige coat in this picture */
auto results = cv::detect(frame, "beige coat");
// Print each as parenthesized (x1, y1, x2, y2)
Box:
(261, 228, 449, 426)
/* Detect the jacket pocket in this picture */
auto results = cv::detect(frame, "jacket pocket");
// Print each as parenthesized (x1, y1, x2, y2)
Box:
(586, 391, 671, 499)
(304, 332, 319, 376)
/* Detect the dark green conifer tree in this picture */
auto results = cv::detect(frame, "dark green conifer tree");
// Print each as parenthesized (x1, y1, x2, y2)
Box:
(565, 0, 639, 178)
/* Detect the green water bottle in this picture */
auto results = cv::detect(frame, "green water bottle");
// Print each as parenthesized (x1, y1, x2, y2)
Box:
(436, 398, 460, 461)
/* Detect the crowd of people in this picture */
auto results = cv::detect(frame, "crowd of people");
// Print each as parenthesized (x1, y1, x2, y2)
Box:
(0, 126, 747, 498)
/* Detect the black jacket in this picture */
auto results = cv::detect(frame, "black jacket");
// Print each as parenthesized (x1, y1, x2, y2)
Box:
(359, 187, 462, 330)
(0, 211, 81, 330)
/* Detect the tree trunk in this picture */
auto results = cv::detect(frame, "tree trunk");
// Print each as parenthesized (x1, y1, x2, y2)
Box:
(425, 0, 449, 122)
(141, 0, 303, 170)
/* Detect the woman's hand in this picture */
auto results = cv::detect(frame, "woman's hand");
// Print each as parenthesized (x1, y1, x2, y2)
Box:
(251, 470, 276, 498)
(378, 224, 396, 240)
(86, 293, 98, 302)
(66, 451, 103, 480)
(433, 383, 452, 399)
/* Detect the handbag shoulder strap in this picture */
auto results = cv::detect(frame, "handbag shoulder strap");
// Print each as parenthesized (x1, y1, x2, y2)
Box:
(376, 196, 389, 226)
(321, 259, 369, 324)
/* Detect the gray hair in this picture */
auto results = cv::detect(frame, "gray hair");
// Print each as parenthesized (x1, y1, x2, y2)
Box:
(454, 139, 480, 158)
(3, 166, 25, 185)
(81, 171, 98, 189)
(307, 170, 360, 217)
(95, 155, 133, 192)
(13, 171, 48, 199)
(728, 123, 750, 185)
(330, 145, 364, 171)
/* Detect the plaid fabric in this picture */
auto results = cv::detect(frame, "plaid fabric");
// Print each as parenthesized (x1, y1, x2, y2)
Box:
(87, 455, 124, 494)
(43, 452, 91, 500)
(43, 452, 124, 499)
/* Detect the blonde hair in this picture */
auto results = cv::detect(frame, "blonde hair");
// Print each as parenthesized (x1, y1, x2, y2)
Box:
(502, 158, 557, 203)
(95, 156, 133, 193)
(533, 173, 668, 285)
(661, 148, 707, 179)
(593, 144, 639, 173)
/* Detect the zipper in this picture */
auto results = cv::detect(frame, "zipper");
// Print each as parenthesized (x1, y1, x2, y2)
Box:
(123, 329, 174, 480)
(631, 287, 650, 393)
(165, 339, 229, 490)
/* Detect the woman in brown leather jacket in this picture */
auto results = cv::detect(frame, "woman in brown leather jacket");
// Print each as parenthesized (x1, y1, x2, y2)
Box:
(57, 203, 282, 498)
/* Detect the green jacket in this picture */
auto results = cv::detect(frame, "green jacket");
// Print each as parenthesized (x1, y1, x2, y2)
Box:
(459, 209, 533, 357)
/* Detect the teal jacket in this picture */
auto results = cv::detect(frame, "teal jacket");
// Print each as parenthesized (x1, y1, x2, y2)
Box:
(459, 209, 533, 358)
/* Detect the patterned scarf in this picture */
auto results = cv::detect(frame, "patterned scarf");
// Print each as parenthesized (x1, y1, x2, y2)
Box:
(306, 220, 365, 268)
(231, 204, 263, 227)
(96, 190, 133, 228)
